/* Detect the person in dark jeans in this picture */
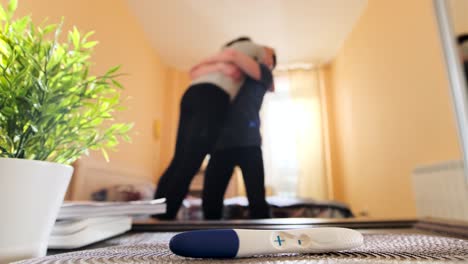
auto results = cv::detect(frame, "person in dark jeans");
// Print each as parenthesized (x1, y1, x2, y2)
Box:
(458, 34, 468, 81)
(202, 49, 276, 220)
(154, 38, 273, 220)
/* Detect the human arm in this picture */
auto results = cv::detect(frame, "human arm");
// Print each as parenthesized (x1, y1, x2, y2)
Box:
(190, 62, 243, 82)
(196, 49, 262, 81)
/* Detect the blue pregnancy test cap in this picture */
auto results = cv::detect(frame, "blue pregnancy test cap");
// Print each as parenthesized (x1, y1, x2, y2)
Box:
(169, 229, 239, 258)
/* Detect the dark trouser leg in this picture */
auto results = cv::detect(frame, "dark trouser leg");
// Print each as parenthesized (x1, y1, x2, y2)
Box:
(154, 98, 192, 201)
(237, 147, 271, 219)
(154, 84, 229, 220)
(162, 146, 209, 219)
(202, 150, 236, 220)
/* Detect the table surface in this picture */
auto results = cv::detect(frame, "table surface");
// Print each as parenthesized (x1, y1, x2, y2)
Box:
(23, 228, 464, 264)
(15, 218, 468, 264)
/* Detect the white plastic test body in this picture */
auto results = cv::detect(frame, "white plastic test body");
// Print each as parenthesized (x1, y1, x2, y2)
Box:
(169, 227, 364, 258)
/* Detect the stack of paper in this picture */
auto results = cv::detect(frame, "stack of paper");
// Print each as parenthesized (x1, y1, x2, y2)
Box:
(57, 198, 166, 220)
(49, 198, 166, 249)
(49, 217, 132, 249)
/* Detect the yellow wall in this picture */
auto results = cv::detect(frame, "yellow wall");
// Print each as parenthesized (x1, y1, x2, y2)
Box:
(10, 0, 174, 183)
(450, 0, 468, 35)
(325, 0, 461, 218)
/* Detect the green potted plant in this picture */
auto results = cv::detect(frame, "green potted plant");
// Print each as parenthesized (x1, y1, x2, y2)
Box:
(0, 0, 132, 262)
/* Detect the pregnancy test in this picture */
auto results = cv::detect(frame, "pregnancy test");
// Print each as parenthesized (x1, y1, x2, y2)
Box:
(169, 227, 363, 258)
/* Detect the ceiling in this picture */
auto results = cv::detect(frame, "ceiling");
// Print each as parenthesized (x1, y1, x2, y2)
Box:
(126, 0, 368, 70)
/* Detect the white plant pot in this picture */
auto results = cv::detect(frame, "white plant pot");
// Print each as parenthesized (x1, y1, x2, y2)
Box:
(0, 158, 73, 263)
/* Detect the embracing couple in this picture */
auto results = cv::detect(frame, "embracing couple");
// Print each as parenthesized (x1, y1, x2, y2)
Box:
(154, 37, 277, 220)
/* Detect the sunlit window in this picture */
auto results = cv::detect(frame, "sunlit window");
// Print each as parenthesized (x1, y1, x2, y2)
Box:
(261, 69, 327, 199)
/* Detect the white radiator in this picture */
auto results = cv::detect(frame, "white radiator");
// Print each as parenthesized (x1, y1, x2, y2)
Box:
(412, 160, 468, 221)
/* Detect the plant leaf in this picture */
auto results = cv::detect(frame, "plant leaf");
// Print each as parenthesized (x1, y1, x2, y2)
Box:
(0, 5, 7, 21)
(111, 79, 123, 89)
(0, 38, 10, 56)
(83, 41, 98, 49)
(101, 148, 109, 162)
(70, 26, 80, 49)
(43, 24, 57, 35)
(7, 0, 17, 15)
(13, 16, 29, 33)
(82, 31, 95, 42)
(106, 65, 121, 75)
(0, 10, 132, 164)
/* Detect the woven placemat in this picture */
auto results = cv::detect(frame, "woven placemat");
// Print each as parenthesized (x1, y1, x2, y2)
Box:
(16, 232, 468, 264)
